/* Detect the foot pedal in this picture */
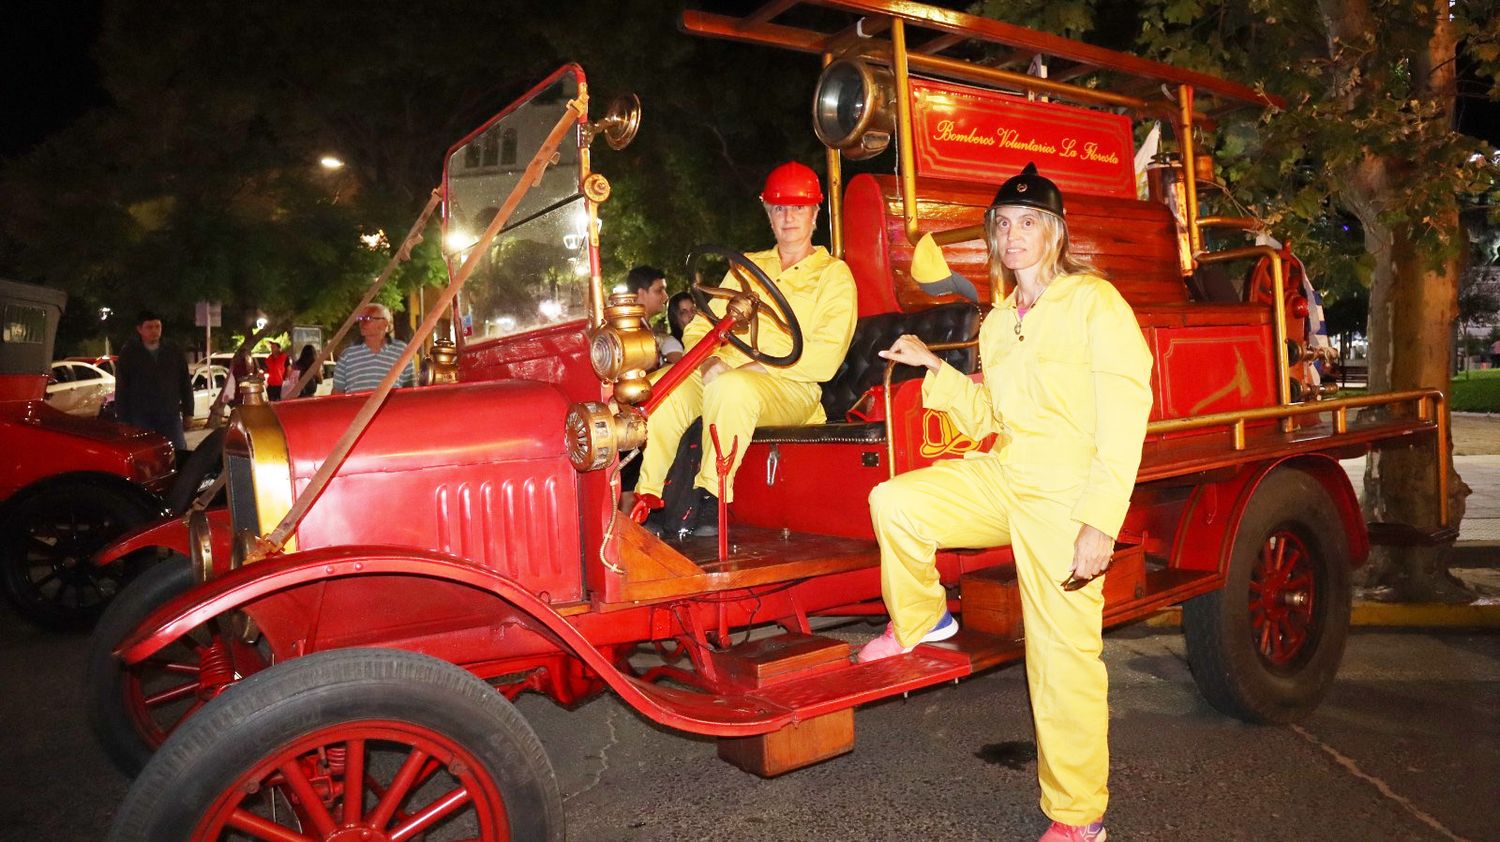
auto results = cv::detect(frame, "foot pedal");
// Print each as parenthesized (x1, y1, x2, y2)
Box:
(715, 633, 854, 776)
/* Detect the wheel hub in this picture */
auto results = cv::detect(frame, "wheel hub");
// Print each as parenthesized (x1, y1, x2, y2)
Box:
(1249, 530, 1317, 667)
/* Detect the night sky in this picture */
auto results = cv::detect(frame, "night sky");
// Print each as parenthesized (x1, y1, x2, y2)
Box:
(2, 3, 1495, 161)
(1, 1, 105, 158)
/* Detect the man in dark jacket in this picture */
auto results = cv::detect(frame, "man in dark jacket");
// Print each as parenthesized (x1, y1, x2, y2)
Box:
(115, 310, 193, 454)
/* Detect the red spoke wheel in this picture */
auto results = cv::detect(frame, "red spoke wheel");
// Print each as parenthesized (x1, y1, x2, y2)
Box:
(1249, 530, 1317, 669)
(1183, 468, 1351, 724)
(109, 648, 563, 842)
(198, 722, 508, 841)
(86, 555, 269, 776)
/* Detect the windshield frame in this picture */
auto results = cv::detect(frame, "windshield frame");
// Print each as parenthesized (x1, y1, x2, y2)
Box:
(441, 63, 599, 353)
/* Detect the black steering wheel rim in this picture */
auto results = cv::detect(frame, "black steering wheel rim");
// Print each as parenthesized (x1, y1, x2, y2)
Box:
(685, 245, 804, 367)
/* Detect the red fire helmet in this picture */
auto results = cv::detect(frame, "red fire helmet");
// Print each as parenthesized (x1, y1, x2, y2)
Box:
(759, 161, 825, 206)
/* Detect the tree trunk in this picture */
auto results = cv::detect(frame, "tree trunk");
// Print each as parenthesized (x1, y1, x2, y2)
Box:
(1320, 0, 1472, 601)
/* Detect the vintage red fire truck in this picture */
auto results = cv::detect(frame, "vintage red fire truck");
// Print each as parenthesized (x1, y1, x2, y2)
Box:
(0, 278, 175, 630)
(95, 2, 1453, 839)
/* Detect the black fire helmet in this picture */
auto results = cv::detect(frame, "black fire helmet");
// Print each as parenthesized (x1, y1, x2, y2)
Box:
(985, 162, 1065, 223)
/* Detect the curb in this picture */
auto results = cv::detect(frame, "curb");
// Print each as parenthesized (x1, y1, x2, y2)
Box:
(1143, 602, 1500, 630)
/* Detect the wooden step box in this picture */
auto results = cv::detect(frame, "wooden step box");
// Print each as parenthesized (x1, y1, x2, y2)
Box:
(714, 634, 856, 777)
(960, 543, 1147, 639)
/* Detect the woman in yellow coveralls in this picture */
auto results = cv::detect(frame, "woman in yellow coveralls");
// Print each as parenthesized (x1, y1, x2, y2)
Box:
(856, 163, 1153, 842)
(634, 161, 857, 538)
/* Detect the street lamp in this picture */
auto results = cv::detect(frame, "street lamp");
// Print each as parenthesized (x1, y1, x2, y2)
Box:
(319, 155, 346, 171)
(99, 307, 112, 356)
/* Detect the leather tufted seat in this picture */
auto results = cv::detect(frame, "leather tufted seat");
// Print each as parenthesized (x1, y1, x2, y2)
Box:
(754, 301, 981, 444)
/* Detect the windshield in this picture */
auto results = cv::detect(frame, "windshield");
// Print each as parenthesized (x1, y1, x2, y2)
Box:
(444, 67, 591, 343)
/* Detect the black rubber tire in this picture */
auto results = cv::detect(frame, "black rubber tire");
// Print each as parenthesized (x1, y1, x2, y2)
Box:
(1183, 468, 1352, 724)
(165, 428, 225, 516)
(84, 554, 194, 776)
(0, 482, 157, 631)
(109, 648, 564, 842)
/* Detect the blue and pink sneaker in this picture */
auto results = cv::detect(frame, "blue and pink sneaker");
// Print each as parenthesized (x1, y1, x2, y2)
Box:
(855, 611, 959, 662)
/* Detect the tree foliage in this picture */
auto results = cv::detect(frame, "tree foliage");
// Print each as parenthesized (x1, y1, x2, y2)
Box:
(0, 0, 822, 352)
(976, 0, 1498, 301)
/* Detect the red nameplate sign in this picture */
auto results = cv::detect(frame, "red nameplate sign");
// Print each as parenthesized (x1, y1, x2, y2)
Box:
(910, 79, 1136, 199)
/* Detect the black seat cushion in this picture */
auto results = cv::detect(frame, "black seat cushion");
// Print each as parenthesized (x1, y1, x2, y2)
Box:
(817, 301, 981, 420)
(752, 302, 982, 445)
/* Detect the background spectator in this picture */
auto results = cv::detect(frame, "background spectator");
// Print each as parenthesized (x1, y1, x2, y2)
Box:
(332, 303, 413, 393)
(114, 310, 193, 454)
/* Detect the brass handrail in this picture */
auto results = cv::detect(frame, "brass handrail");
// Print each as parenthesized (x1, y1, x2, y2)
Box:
(874, 348, 1449, 527)
(1147, 388, 1451, 527)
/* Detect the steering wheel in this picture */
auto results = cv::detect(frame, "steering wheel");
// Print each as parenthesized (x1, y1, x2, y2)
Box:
(685, 245, 804, 367)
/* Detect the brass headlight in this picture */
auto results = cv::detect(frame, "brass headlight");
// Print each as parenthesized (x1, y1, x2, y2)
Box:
(590, 291, 660, 405)
(813, 57, 896, 160)
(589, 329, 626, 380)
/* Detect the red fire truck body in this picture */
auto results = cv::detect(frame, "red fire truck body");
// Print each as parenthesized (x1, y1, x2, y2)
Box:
(96, 4, 1452, 839)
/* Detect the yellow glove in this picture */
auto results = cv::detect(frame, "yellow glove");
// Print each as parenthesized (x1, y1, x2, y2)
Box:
(911, 232, 952, 283)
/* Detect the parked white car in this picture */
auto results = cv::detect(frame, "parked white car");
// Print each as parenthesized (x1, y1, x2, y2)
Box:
(45, 361, 115, 417)
(189, 364, 231, 423)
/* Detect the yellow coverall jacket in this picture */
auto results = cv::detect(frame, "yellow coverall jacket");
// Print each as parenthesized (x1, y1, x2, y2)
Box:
(869, 271, 1153, 825)
(637, 246, 857, 503)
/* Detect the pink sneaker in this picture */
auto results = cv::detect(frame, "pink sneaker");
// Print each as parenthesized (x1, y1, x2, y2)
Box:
(855, 612, 958, 663)
(1038, 821, 1106, 842)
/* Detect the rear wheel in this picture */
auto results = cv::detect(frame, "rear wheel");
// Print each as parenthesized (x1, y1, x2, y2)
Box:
(109, 648, 563, 842)
(85, 554, 267, 776)
(0, 482, 157, 630)
(1183, 468, 1352, 724)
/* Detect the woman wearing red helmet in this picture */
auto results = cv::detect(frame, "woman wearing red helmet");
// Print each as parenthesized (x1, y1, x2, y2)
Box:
(859, 163, 1153, 842)
(635, 161, 857, 538)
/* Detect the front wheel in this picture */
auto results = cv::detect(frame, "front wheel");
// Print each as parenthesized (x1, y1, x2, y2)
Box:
(1183, 468, 1352, 724)
(109, 648, 564, 842)
(0, 482, 158, 630)
(85, 554, 267, 776)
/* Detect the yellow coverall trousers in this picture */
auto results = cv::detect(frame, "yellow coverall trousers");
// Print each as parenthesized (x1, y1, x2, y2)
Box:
(869, 454, 1108, 825)
(637, 366, 822, 503)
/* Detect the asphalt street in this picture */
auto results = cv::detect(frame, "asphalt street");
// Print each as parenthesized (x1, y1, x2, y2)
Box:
(0, 609, 1494, 841)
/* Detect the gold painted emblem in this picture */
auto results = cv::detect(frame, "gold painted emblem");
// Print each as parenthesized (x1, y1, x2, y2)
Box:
(918, 409, 984, 459)
(1189, 347, 1253, 415)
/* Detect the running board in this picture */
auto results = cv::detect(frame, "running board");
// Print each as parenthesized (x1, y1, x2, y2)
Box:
(621, 630, 1021, 756)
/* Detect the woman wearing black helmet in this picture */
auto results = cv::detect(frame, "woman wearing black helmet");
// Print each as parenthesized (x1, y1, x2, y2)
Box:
(858, 163, 1154, 842)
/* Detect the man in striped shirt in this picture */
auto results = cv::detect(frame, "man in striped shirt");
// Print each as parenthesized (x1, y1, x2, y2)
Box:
(332, 303, 415, 393)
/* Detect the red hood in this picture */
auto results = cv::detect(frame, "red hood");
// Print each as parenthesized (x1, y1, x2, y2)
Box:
(0, 399, 176, 496)
(2, 399, 161, 446)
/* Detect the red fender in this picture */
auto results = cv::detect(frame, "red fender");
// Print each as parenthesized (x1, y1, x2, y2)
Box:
(1172, 455, 1369, 576)
(116, 545, 799, 737)
(92, 509, 233, 566)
